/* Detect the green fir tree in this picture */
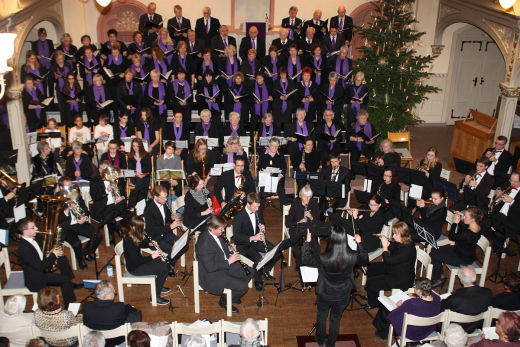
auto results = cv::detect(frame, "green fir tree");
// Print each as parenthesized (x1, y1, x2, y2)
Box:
(352, 0, 440, 136)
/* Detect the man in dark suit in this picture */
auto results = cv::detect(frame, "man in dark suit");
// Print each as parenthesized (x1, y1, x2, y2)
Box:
(233, 193, 279, 290)
(456, 156, 494, 212)
(319, 154, 351, 213)
(322, 26, 345, 56)
(441, 266, 493, 333)
(195, 7, 221, 47)
(302, 9, 328, 42)
(83, 280, 141, 346)
(239, 26, 266, 62)
(31, 28, 54, 97)
(211, 25, 237, 57)
(299, 27, 319, 56)
(329, 5, 354, 42)
(195, 215, 252, 313)
(186, 30, 205, 58)
(281, 6, 303, 42)
(18, 218, 81, 305)
(214, 156, 255, 208)
(483, 136, 514, 189)
(167, 4, 191, 45)
(138, 2, 163, 47)
(271, 28, 295, 60)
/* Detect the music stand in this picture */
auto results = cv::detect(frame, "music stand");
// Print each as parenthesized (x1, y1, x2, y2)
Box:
(413, 221, 438, 250)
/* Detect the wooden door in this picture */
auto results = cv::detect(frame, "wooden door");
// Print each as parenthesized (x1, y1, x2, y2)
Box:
(475, 41, 504, 117)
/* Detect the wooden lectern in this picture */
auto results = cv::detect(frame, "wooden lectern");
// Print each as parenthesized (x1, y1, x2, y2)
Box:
(449, 109, 497, 168)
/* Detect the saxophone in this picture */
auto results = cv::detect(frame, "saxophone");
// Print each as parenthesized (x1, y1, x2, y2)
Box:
(222, 175, 245, 220)
(101, 165, 122, 199)
(60, 184, 87, 219)
(38, 194, 68, 272)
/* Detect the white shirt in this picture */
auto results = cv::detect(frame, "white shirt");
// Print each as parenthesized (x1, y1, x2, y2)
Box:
(209, 232, 227, 260)
(154, 199, 166, 222)
(104, 181, 114, 205)
(245, 206, 256, 234)
(22, 236, 43, 260)
(487, 149, 504, 175)
(331, 167, 339, 182)
(68, 126, 91, 144)
(65, 209, 78, 225)
(499, 187, 519, 216)
(281, 39, 287, 45)
(471, 172, 484, 190)
(234, 171, 243, 188)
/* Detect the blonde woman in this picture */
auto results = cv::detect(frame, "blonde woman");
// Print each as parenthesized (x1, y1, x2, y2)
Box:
(155, 27, 175, 65)
(375, 138, 401, 168)
(219, 44, 239, 87)
(221, 135, 249, 169)
(56, 33, 77, 62)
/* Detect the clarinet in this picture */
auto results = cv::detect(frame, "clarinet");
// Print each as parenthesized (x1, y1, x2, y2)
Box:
(144, 232, 175, 271)
(255, 212, 268, 253)
(221, 233, 251, 276)
(303, 204, 309, 222)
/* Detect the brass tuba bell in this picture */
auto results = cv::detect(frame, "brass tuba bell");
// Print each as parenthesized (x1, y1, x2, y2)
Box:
(37, 194, 68, 272)
(101, 165, 122, 199)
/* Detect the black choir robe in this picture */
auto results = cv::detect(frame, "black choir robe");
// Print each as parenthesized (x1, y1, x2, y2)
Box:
(271, 78, 297, 127)
(224, 82, 251, 122)
(345, 83, 370, 126)
(169, 79, 193, 125)
(281, 17, 303, 41)
(22, 86, 47, 131)
(318, 82, 345, 119)
(296, 80, 319, 122)
(329, 15, 354, 42)
(116, 80, 142, 120)
(239, 36, 266, 62)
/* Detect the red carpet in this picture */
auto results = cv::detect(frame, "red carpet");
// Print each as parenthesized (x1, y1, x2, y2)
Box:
(296, 334, 361, 347)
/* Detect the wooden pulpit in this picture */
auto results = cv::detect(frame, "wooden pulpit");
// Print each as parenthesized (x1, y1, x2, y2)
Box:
(449, 109, 497, 168)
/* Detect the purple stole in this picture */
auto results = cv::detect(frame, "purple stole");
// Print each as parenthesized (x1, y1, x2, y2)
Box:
(248, 59, 256, 74)
(355, 121, 373, 151)
(232, 84, 243, 113)
(262, 123, 273, 137)
(352, 84, 364, 112)
(119, 125, 128, 138)
(37, 40, 51, 69)
(73, 157, 83, 180)
(280, 80, 288, 112)
(56, 64, 69, 91)
(148, 82, 166, 114)
(108, 53, 123, 66)
(153, 58, 167, 76)
(270, 57, 278, 81)
(302, 80, 311, 112)
(202, 60, 214, 75)
(84, 56, 98, 86)
(125, 82, 135, 115)
(25, 86, 41, 119)
(254, 82, 269, 116)
(109, 153, 120, 167)
(313, 56, 322, 85)
(204, 84, 220, 111)
(226, 58, 238, 87)
(69, 87, 79, 112)
(173, 79, 191, 102)
(93, 85, 106, 104)
(202, 121, 211, 136)
(288, 56, 302, 82)
(173, 122, 183, 140)
(324, 122, 336, 150)
(27, 66, 44, 94)
(335, 56, 349, 87)
(158, 40, 174, 64)
(143, 123, 150, 143)
(327, 84, 335, 110)
(131, 64, 146, 93)
(134, 41, 144, 52)
(227, 153, 235, 163)
(177, 54, 187, 71)
(230, 124, 239, 136)
(296, 121, 308, 150)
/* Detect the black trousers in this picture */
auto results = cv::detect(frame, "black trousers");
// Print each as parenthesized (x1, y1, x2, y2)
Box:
(430, 245, 471, 281)
(62, 222, 101, 259)
(128, 176, 150, 208)
(365, 262, 391, 307)
(289, 225, 307, 268)
(237, 240, 278, 283)
(97, 202, 133, 242)
(44, 256, 76, 303)
(128, 259, 169, 297)
(315, 299, 349, 347)
(223, 263, 252, 302)
(259, 177, 287, 205)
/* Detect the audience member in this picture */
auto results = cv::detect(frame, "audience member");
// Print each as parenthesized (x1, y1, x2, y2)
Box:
(431, 323, 468, 347)
(470, 312, 520, 346)
(83, 331, 106, 347)
(228, 318, 271, 347)
(492, 272, 520, 311)
(128, 330, 150, 347)
(0, 295, 33, 347)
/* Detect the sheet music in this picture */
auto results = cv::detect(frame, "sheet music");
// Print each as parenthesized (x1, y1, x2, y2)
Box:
(300, 266, 319, 283)
(14, 205, 26, 223)
(258, 172, 279, 193)
(0, 229, 8, 246)
(136, 199, 146, 216)
(363, 179, 372, 192)
(195, 136, 219, 148)
(413, 221, 438, 249)
(347, 234, 357, 251)
(171, 228, 189, 259)
(256, 242, 281, 270)
(68, 303, 81, 316)
(378, 290, 410, 311)
(122, 169, 136, 178)
(409, 184, 423, 199)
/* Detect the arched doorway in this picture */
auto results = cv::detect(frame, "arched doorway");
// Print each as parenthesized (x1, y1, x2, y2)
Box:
(97, 0, 147, 43)
(350, 2, 377, 60)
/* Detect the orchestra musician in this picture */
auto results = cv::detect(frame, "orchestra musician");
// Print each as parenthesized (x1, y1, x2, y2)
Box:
(453, 156, 494, 212)
(316, 109, 344, 166)
(258, 137, 288, 206)
(345, 72, 370, 127)
(287, 108, 315, 167)
(414, 146, 442, 204)
(195, 215, 252, 314)
(214, 156, 255, 209)
(281, 6, 302, 42)
(65, 141, 93, 182)
(57, 176, 101, 269)
(18, 218, 81, 306)
(373, 166, 401, 221)
(293, 137, 321, 191)
(31, 141, 59, 185)
(347, 109, 376, 162)
(183, 174, 213, 229)
(375, 139, 401, 168)
(0, 174, 16, 229)
(185, 138, 219, 180)
(344, 194, 385, 253)
(319, 153, 351, 212)
(127, 138, 152, 208)
(101, 140, 128, 173)
(483, 136, 514, 189)
(286, 185, 321, 269)
(233, 192, 280, 292)
(123, 215, 170, 305)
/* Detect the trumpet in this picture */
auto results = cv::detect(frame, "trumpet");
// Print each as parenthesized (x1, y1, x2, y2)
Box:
(489, 185, 513, 214)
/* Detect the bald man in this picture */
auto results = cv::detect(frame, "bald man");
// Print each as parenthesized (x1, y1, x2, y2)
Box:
(195, 7, 221, 46)
(329, 5, 354, 42)
(138, 2, 163, 46)
(302, 9, 328, 41)
(239, 26, 266, 61)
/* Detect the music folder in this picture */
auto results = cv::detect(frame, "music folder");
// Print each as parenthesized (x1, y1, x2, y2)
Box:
(300, 266, 318, 284)
(256, 241, 282, 270)
(170, 227, 189, 259)
(293, 171, 319, 180)
(0, 229, 9, 247)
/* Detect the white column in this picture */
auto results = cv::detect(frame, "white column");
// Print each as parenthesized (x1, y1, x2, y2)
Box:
(6, 88, 31, 184)
(496, 83, 519, 148)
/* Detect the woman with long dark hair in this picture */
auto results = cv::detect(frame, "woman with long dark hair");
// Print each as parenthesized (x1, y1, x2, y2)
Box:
(303, 223, 368, 347)
(128, 138, 152, 208)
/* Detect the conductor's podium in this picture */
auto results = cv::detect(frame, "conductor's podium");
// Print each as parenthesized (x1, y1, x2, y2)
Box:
(449, 109, 497, 169)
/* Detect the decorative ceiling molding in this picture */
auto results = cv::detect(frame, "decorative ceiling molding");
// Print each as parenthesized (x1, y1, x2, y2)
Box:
(438, 3, 460, 19)
(482, 18, 514, 54)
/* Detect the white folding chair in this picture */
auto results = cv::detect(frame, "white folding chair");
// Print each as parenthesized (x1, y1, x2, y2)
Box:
(483, 307, 520, 327)
(446, 236, 492, 293)
(442, 309, 488, 338)
(281, 204, 292, 267)
(32, 324, 82, 347)
(221, 318, 268, 346)
(440, 169, 451, 181)
(114, 241, 157, 306)
(193, 260, 233, 316)
(63, 235, 99, 271)
(0, 248, 38, 309)
(415, 246, 433, 279)
(173, 320, 222, 347)
(387, 312, 445, 347)
(80, 323, 129, 344)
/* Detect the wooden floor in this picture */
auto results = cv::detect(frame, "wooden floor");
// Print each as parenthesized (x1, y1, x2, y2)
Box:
(4, 125, 520, 346)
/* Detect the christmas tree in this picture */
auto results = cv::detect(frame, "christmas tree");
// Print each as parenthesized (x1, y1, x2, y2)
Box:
(353, 0, 440, 136)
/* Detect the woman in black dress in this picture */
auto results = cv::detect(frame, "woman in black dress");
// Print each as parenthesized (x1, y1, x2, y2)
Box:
(249, 72, 272, 131)
(345, 71, 369, 127)
(22, 77, 47, 131)
(117, 69, 142, 121)
(172, 42, 195, 88)
(103, 42, 127, 108)
(185, 138, 219, 180)
(61, 73, 83, 128)
(145, 69, 168, 124)
(78, 46, 100, 89)
(224, 72, 250, 124)
(316, 108, 344, 166)
(136, 107, 160, 156)
(127, 31, 150, 58)
(196, 72, 222, 121)
(56, 33, 78, 63)
(286, 107, 315, 167)
(170, 68, 193, 126)
(183, 174, 213, 229)
(262, 45, 283, 85)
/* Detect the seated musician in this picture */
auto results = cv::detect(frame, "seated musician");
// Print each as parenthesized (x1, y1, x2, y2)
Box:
(286, 185, 320, 269)
(18, 218, 82, 306)
(286, 108, 315, 168)
(144, 185, 188, 274)
(193, 109, 223, 145)
(483, 171, 520, 256)
(258, 137, 287, 206)
(57, 176, 101, 269)
(65, 141, 92, 182)
(316, 109, 344, 167)
(415, 146, 443, 203)
(363, 221, 416, 309)
(127, 138, 152, 208)
(319, 153, 351, 213)
(123, 216, 170, 305)
(453, 156, 493, 212)
(195, 215, 252, 314)
(364, 166, 400, 222)
(483, 136, 514, 189)
(31, 141, 58, 184)
(221, 135, 249, 170)
(293, 137, 320, 192)
(375, 139, 401, 168)
(0, 176, 15, 229)
(90, 160, 131, 245)
(347, 109, 376, 163)
(344, 194, 385, 253)
(224, 111, 246, 137)
(214, 156, 255, 209)
(156, 141, 183, 208)
(185, 138, 219, 180)
(100, 140, 127, 171)
(233, 192, 281, 291)
(163, 111, 189, 161)
(183, 174, 213, 229)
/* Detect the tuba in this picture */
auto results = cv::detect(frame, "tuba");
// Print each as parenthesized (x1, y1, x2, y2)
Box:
(60, 184, 87, 219)
(101, 165, 122, 199)
(38, 194, 68, 272)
